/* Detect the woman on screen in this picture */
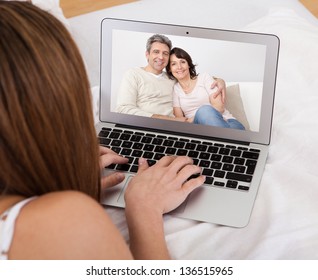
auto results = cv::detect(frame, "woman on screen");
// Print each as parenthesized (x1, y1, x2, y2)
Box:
(166, 47, 245, 130)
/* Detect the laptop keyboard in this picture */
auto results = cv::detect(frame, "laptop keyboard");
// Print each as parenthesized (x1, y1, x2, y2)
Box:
(98, 127, 260, 192)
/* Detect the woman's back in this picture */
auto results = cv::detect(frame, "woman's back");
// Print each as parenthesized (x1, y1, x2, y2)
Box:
(1, 191, 132, 259)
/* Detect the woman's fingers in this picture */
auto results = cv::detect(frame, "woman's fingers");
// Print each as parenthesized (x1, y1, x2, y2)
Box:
(137, 157, 149, 174)
(99, 145, 114, 155)
(155, 155, 177, 167)
(99, 152, 128, 169)
(175, 163, 202, 183)
(166, 156, 194, 175)
(180, 175, 205, 196)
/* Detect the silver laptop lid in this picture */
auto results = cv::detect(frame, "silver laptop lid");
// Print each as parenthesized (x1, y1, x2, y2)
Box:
(99, 18, 279, 145)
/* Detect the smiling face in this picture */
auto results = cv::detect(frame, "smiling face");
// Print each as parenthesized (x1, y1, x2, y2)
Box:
(145, 42, 170, 75)
(169, 54, 190, 81)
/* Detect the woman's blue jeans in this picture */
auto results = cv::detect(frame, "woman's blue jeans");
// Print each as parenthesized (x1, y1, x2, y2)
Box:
(193, 105, 245, 130)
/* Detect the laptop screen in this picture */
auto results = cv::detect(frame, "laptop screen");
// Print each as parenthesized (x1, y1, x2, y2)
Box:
(100, 18, 279, 144)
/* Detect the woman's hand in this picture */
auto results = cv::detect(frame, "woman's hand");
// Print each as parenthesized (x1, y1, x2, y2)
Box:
(211, 78, 226, 104)
(125, 156, 205, 215)
(124, 156, 204, 259)
(99, 146, 128, 189)
(186, 117, 194, 123)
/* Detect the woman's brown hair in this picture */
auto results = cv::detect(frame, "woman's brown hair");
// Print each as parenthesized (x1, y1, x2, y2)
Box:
(0, 2, 100, 200)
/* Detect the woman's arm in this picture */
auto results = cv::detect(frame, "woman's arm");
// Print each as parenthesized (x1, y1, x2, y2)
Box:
(124, 156, 204, 259)
(152, 107, 187, 122)
(151, 113, 187, 122)
(173, 106, 185, 118)
(173, 107, 192, 122)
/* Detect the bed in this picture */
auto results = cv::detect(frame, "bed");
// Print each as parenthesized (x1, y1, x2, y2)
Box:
(48, 0, 318, 259)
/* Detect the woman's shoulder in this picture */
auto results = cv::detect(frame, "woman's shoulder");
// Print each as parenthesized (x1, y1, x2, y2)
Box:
(9, 191, 132, 259)
(197, 73, 215, 87)
(18, 191, 102, 218)
(198, 72, 212, 81)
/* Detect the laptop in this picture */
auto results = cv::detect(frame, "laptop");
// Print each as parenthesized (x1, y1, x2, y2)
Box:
(96, 18, 279, 228)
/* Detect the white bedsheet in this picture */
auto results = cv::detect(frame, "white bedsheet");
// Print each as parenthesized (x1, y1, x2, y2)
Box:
(66, 1, 318, 259)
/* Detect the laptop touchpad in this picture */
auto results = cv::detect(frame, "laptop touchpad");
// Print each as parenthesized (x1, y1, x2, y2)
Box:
(117, 175, 134, 204)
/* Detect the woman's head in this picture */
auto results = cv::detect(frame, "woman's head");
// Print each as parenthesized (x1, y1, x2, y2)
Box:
(166, 47, 197, 80)
(0, 2, 100, 199)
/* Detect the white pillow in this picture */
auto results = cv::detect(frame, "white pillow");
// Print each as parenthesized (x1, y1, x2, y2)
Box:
(225, 84, 250, 130)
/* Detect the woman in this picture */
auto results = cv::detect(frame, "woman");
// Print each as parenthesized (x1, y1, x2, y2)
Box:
(0, 2, 204, 259)
(166, 47, 245, 130)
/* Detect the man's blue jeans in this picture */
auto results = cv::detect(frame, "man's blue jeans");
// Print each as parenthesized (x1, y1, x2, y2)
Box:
(193, 105, 245, 130)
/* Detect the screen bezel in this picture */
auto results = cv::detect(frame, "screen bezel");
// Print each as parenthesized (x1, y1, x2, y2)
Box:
(99, 18, 279, 145)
